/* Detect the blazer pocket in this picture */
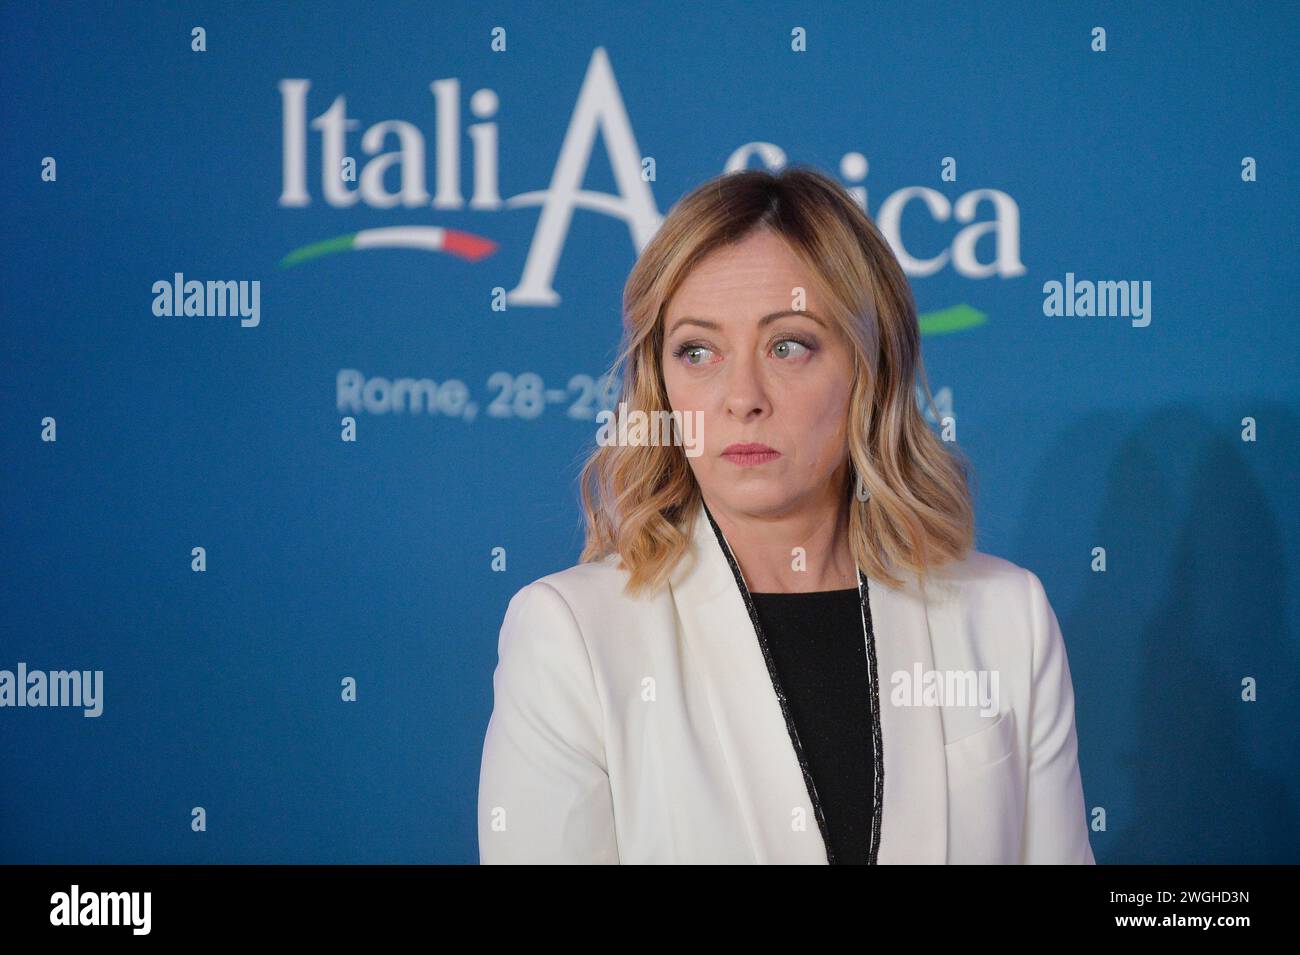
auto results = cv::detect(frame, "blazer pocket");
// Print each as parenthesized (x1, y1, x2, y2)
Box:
(943, 708, 1024, 863)
(943, 708, 1015, 770)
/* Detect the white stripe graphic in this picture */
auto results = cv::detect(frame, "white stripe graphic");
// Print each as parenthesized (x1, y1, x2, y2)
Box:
(353, 227, 448, 251)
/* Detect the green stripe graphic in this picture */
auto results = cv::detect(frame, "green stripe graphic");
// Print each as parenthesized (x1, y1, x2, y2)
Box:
(279, 234, 357, 268)
(918, 303, 987, 336)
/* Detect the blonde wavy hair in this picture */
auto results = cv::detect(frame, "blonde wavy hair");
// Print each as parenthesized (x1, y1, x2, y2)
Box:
(577, 164, 976, 597)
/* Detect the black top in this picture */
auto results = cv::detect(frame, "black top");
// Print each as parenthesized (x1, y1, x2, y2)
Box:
(749, 586, 874, 865)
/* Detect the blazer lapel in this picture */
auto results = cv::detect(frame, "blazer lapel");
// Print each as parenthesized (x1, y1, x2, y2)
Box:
(668, 501, 829, 863)
(868, 568, 949, 864)
(668, 499, 949, 864)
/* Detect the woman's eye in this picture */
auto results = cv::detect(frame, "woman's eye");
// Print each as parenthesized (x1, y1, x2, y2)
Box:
(680, 345, 713, 366)
(773, 339, 811, 359)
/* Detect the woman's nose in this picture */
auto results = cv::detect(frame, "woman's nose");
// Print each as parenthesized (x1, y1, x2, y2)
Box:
(722, 351, 770, 420)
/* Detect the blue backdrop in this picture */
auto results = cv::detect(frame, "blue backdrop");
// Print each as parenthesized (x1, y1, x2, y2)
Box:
(2, 0, 1297, 864)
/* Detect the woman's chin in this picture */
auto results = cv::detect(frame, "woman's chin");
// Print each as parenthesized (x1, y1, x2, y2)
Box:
(706, 487, 806, 517)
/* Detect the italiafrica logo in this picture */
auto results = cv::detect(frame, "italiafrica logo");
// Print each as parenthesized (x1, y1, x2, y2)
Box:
(275, 49, 1003, 336)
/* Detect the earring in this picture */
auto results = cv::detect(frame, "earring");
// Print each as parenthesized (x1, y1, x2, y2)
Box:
(853, 471, 871, 502)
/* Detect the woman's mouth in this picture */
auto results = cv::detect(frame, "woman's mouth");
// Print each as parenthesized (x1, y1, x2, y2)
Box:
(721, 443, 781, 467)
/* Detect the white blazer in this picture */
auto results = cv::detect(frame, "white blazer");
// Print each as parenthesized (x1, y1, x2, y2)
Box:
(478, 499, 1096, 864)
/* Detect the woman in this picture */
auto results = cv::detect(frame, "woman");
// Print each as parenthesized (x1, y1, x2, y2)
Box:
(477, 166, 1095, 865)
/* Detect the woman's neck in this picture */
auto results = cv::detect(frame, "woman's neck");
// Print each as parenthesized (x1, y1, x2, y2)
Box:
(705, 491, 857, 594)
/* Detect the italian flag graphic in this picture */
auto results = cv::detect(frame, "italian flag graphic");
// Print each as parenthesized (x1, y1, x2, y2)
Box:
(279, 226, 497, 268)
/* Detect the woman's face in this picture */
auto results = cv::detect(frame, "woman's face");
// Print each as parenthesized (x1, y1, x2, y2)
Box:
(661, 227, 858, 520)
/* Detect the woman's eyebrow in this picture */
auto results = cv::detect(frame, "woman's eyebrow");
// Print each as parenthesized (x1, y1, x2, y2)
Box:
(666, 310, 827, 336)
